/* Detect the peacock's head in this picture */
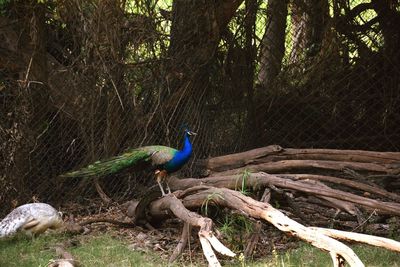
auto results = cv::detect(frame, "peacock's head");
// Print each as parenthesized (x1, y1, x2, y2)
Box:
(185, 129, 197, 136)
(181, 124, 197, 136)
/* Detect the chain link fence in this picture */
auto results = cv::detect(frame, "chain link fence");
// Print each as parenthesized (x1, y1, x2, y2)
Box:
(1, 0, 399, 216)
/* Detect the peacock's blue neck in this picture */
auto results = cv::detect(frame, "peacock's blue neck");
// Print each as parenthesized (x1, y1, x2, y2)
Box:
(164, 132, 193, 172)
(181, 132, 193, 155)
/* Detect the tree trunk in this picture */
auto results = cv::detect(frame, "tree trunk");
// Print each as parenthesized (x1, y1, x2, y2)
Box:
(257, 0, 288, 88)
(244, 0, 258, 147)
(161, 0, 243, 147)
(289, 0, 329, 61)
(289, 1, 307, 63)
(372, 0, 400, 63)
(304, 0, 329, 57)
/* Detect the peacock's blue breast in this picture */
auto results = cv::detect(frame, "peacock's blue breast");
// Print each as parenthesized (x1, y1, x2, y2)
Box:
(163, 151, 191, 173)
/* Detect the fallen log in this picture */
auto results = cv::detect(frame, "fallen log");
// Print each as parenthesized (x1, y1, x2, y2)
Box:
(139, 185, 400, 266)
(212, 160, 399, 176)
(203, 145, 284, 172)
(281, 174, 400, 202)
(111, 171, 400, 266)
(254, 148, 400, 165)
(149, 187, 366, 266)
(152, 193, 236, 267)
(168, 173, 400, 216)
(298, 179, 362, 217)
(77, 146, 400, 266)
(204, 146, 400, 172)
(308, 227, 400, 253)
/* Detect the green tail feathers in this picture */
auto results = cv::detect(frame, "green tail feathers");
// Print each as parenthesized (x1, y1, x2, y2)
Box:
(59, 148, 154, 179)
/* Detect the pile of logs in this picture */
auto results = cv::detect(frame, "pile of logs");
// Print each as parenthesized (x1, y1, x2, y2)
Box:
(200, 145, 400, 230)
(119, 145, 400, 267)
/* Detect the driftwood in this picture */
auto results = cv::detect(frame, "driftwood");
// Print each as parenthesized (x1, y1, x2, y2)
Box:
(203, 145, 400, 172)
(213, 160, 399, 176)
(118, 173, 400, 266)
(117, 146, 400, 266)
(308, 227, 400, 253)
(139, 186, 400, 267)
(153, 193, 236, 267)
(167, 173, 400, 216)
(195, 145, 400, 219)
(283, 174, 400, 202)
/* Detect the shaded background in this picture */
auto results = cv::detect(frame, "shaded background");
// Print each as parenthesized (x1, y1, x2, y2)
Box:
(0, 0, 399, 215)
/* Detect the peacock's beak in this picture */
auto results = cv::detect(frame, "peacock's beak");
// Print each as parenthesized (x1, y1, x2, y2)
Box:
(187, 131, 197, 136)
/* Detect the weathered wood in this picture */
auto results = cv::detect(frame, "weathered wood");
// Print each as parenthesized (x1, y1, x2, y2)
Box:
(151, 187, 365, 267)
(204, 146, 400, 172)
(118, 163, 400, 265)
(281, 174, 400, 202)
(212, 160, 399, 176)
(260, 148, 400, 164)
(204, 145, 284, 171)
(168, 173, 400, 216)
(126, 146, 400, 264)
(153, 194, 235, 267)
(336, 222, 393, 236)
(309, 227, 400, 252)
(299, 179, 361, 216)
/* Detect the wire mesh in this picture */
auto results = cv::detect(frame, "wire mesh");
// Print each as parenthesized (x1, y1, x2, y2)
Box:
(0, 0, 399, 216)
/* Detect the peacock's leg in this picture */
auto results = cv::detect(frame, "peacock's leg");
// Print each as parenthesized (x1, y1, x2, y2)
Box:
(155, 171, 166, 196)
(166, 182, 171, 194)
(157, 180, 166, 196)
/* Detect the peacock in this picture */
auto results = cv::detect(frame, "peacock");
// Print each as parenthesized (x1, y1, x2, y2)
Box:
(0, 203, 63, 238)
(60, 128, 196, 196)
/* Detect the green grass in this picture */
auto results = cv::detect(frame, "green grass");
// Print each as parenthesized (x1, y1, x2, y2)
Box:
(218, 213, 254, 251)
(236, 242, 400, 267)
(0, 233, 162, 267)
(1, 234, 399, 267)
(0, 234, 58, 267)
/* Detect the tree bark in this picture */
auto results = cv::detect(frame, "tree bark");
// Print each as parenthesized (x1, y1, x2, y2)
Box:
(304, 0, 329, 57)
(257, 0, 288, 88)
(289, 1, 307, 63)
